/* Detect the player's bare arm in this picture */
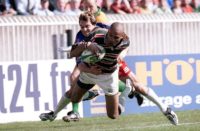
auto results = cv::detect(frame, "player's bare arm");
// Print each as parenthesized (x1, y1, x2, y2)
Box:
(70, 42, 87, 57)
(78, 62, 102, 75)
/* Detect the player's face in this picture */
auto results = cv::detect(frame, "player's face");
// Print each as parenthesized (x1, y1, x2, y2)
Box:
(105, 30, 123, 46)
(79, 20, 95, 37)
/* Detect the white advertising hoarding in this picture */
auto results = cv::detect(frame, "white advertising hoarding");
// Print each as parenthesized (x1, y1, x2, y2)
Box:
(0, 59, 82, 123)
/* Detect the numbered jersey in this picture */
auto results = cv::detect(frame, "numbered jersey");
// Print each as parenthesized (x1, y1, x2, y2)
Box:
(119, 60, 131, 77)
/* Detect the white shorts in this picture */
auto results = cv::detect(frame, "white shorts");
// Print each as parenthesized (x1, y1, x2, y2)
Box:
(79, 68, 119, 96)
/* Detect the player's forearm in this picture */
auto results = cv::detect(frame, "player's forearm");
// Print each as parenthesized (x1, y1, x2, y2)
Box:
(70, 42, 93, 58)
(78, 62, 91, 73)
(70, 46, 84, 58)
(70, 42, 87, 58)
(78, 63, 102, 75)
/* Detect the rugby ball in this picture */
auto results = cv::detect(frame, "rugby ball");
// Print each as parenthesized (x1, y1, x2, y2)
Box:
(81, 45, 105, 64)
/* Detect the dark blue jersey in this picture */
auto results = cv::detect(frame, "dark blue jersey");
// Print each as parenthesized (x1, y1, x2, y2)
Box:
(74, 23, 110, 64)
(75, 23, 110, 43)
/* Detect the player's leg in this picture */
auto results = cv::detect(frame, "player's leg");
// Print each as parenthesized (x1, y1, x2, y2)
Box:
(39, 65, 99, 122)
(63, 72, 95, 122)
(71, 66, 99, 101)
(55, 66, 80, 115)
(97, 68, 120, 119)
(105, 93, 119, 119)
(62, 66, 99, 122)
(63, 74, 131, 120)
(64, 74, 129, 121)
(63, 83, 90, 122)
(39, 66, 80, 121)
(63, 90, 98, 122)
(119, 60, 144, 105)
(39, 90, 72, 121)
(118, 80, 131, 113)
(127, 71, 178, 125)
(128, 71, 167, 110)
(119, 75, 144, 106)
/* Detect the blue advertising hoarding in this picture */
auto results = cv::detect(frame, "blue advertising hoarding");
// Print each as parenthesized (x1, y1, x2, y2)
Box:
(83, 54, 200, 117)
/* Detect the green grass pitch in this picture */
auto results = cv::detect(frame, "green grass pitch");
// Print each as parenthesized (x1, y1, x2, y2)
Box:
(0, 110, 200, 131)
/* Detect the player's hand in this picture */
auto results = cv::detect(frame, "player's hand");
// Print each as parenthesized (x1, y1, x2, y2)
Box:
(87, 42, 101, 56)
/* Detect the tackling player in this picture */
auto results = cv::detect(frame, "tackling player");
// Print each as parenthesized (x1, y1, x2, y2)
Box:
(39, 11, 132, 122)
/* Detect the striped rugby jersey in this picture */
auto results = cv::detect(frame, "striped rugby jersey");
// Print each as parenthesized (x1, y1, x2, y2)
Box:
(75, 27, 130, 73)
(93, 32, 130, 73)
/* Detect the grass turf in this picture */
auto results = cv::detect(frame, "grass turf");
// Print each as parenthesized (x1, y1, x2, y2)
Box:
(0, 110, 200, 131)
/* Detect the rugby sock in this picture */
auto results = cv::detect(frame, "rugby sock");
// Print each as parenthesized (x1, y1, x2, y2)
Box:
(72, 103, 79, 113)
(82, 91, 90, 100)
(145, 88, 168, 113)
(118, 79, 132, 113)
(54, 94, 71, 115)
(119, 80, 126, 92)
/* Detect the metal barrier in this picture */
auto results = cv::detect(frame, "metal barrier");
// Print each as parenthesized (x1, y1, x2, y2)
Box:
(1, 14, 200, 61)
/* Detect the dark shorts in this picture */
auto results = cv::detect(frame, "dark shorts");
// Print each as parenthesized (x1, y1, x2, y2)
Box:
(77, 79, 95, 90)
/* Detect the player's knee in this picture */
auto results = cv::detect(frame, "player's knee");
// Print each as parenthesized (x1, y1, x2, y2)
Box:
(70, 92, 82, 103)
(70, 96, 79, 103)
(65, 90, 72, 98)
(107, 114, 118, 119)
(107, 113, 119, 119)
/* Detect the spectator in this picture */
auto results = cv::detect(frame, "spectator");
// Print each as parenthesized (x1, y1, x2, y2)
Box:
(130, 0, 142, 14)
(93, 0, 112, 13)
(53, 0, 69, 15)
(36, 0, 54, 16)
(138, 0, 153, 14)
(191, 0, 200, 12)
(145, 0, 157, 12)
(182, 0, 193, 13)
(101, 0, 113, 13)
(153, 0, 159, 9)
(82, 0, 108, 23)
(49, 0, 57, 11)
(0, 0, 16, 16)
(15, 0, 41, 15)
(154, 0, 173, 14)
(167, 0, 174, 8)
(4, 0, 17, 15)
(0, 2, 6, 15)
(65, 0, 82, 16)
(171, 0, 183, 14)
(110, 0, 133, 14)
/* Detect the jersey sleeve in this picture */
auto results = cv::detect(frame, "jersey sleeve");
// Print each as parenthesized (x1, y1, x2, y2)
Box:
(74, 31, 84, 43)
(115, 39, 130, 51)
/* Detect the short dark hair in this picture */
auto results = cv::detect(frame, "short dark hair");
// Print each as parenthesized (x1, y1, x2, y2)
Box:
(41, 0, 48, 3)
(0, 4, 6, 12)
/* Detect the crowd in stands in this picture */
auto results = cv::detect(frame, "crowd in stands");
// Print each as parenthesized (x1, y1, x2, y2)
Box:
(0, 0, 200, 16)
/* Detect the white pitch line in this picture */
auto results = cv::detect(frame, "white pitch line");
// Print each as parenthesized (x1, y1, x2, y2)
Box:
(97, 122, 200, 131)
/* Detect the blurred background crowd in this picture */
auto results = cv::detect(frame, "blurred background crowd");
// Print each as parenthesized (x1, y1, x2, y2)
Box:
(0, 0, 200, 16)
